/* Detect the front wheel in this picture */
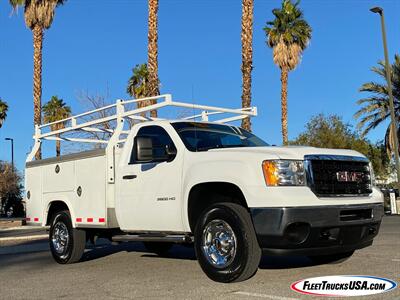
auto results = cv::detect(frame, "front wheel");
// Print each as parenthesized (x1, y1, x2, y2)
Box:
(194, 203, 261, 283)
(49, 210, 86, 264)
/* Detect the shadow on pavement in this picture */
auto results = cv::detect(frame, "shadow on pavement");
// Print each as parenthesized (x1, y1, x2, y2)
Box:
(1, 238, 324, 271)
(259, 255, 315, 269)
(81, 241, 197, 262)
(0, 244, 54, 271)
(0, 228, 47, 238)
(82, 240, 317, 269)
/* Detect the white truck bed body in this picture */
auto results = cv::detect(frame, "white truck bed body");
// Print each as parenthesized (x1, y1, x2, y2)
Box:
(26, 149, 113, 228)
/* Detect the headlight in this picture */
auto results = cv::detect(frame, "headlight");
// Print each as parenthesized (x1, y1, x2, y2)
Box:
(262, 160, 306, 186)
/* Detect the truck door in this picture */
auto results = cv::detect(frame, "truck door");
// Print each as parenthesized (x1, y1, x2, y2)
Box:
(116, 125, 184, 232)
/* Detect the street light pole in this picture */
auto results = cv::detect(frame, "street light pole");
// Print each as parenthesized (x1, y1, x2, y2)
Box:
(370, 7, 400, 190)
(5, 138, 14, 170)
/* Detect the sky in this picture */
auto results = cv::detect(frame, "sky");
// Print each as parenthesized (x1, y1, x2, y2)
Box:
(1, 0, 400, 172)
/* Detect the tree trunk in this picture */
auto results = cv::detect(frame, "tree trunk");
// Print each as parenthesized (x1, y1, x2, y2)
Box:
(56, 133, 61, 157)
(240, 0, 253, 131)
(147, 0, 159, 118)
(280, 68, 289, 145)
(33, 24, 43, 160)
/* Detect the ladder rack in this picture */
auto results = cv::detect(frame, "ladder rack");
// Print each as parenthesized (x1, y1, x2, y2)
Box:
(27, 94, 257, 162)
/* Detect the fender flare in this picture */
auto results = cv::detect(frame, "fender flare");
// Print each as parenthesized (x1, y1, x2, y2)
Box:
(44, 199, 75, 227)
(182, 180, 249, 231)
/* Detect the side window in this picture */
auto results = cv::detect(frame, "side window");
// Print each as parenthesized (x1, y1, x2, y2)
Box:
(129, 125, 176, 164)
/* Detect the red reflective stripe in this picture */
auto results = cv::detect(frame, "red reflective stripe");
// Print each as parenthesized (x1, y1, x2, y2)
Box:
(87, 218, 93, 223)
(99, 218, 105, 223)
(76, 218, 82, 222)
(26, 217, 31, 221)
(34, 218, 39, 222)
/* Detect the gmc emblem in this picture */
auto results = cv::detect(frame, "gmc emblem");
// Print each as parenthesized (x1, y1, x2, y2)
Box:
(336, 171, 364, 183)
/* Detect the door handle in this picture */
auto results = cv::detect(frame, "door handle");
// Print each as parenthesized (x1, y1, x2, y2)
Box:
(123, 175, 137, 180)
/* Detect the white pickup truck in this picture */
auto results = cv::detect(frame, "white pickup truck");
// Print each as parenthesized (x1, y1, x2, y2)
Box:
(25, 94, 384, 283)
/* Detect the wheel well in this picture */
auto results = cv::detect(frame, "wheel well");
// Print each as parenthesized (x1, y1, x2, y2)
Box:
(187, 182, 248, 232)
(46, 201, 69, 225)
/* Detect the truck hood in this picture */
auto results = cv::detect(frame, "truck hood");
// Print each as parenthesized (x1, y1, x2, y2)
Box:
(207, 146, 366, 161)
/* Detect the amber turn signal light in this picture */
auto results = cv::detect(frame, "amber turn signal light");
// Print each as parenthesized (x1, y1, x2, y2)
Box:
(262, 160, 279, 186)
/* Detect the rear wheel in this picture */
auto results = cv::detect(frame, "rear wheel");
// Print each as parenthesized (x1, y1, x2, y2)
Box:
(194, 203, 261, 283)
(49, 210, 86, 264)
(309, 251, 355, 264)
(143, 242, 173, 256)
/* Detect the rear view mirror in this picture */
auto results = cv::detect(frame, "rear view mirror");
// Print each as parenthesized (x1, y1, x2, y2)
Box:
(135, 136, 154, 162)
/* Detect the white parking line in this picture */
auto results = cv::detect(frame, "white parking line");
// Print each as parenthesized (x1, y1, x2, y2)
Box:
(392, 258, 400, 262)
(233, 291, 298, 300)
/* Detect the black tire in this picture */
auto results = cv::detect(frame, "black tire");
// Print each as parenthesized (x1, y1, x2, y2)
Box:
(143, 242, 173, 256)
(49, 210, 86, 264)
(194, 202, 261, 283)
(309, 251, 355, 265)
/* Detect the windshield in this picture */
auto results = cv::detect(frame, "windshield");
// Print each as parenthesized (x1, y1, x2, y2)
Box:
(171, 122, 269, 151)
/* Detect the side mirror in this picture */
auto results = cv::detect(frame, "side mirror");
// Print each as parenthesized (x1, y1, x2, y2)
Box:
(165, 144, 177, 158)
(135, 136, 154, 162)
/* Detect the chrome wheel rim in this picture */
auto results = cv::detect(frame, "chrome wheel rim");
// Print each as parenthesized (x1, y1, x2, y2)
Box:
(202, 219, 237, 268)
(52, 221, 69, 258)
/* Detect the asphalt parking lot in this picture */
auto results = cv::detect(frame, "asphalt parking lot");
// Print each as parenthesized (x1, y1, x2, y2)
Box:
(0, 216, 398, 300)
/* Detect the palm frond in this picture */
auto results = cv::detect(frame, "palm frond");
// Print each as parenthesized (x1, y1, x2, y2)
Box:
(359, 81, 388, 96)
(42, 96, 71, 129)
(264, 0, 311, 70)
(0, 98, 8, 128)
(359, 111, 390, 135)
(355, 54, 400, 147)
(354, 99, 387, 119)
(9, 0, 25, 8)
(17, 0, 67, 30)
(126, 63, 155, 110)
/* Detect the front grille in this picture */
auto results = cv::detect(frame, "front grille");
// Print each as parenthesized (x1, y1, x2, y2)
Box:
(308, 159, 372, 196)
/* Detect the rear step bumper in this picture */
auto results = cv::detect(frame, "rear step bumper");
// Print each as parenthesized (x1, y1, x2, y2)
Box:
(112, 234, 193, 243)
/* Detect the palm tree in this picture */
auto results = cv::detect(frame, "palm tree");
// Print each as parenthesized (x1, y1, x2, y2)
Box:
(0, 99, 8, 129)
(127, 63, 152, 120)
(355, 54, 400, 155)
(241, 0, 254, 131)
(264, 0, 312, 145)
(147, 0, 160, 118)
(9, 0, 66, 159)
(42, 96, 71, 157)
